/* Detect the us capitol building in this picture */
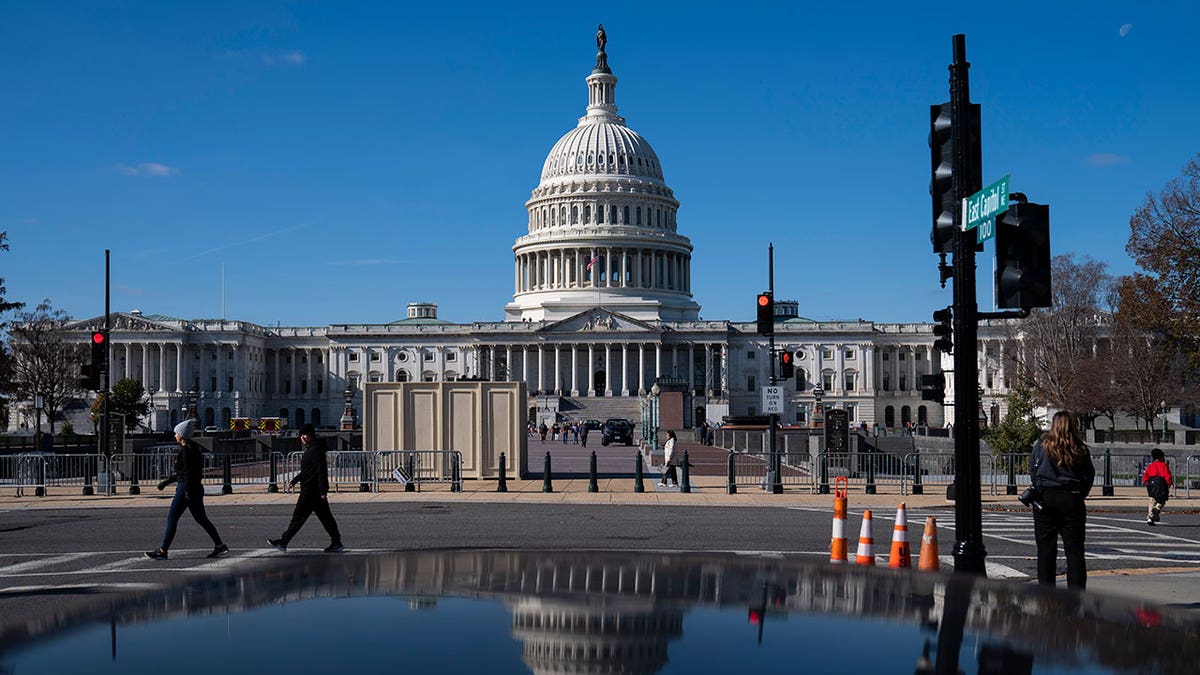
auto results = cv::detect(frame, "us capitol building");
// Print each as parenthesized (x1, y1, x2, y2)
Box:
(60, 30, 1012, 434)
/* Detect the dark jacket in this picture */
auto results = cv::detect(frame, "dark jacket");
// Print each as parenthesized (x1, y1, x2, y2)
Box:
(291, 438, 330, 495)
(1030, 439, 1095, 497)
(160, 440, 205, 491)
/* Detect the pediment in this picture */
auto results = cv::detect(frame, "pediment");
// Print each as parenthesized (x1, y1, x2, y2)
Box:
(539, 308, 660, 334)
(70, 313, 178, 333)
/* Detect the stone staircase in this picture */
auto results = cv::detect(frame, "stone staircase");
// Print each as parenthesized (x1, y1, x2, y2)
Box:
(553, 396, 642, 425)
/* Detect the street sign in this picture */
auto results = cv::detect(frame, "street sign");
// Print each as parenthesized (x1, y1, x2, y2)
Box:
(963, 174, 1010, 235)
(761, 386, 784, 415)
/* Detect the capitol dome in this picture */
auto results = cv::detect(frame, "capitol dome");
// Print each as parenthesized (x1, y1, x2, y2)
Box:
(504, 28, 700, 323)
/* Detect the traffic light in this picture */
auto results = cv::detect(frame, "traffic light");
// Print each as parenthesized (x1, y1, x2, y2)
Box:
(80, 330, 108, 391)
(756, 292, 773, 335)
(928, 102, 982, 254)
(919, 373, 946, 402)
(779, 351, 794, 379)
(994, 202, 1052, 309)
(932, 307, 953, 353)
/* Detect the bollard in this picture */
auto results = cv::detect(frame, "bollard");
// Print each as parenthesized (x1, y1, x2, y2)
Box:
(680, 450, 691, 493)
(1006, 454, 1018, 495)
(1102, 448, 1114, 496)
(268, 452, 279, 493)
(359, 451, 372, 492)
(222, 454, 233, 495)
(83, 455, 95, 496)
(911, 446, 923, 495)
(818, 454, 830, 495)
(726, 453, 737, 494)
(34, 459, 46, 497)
(588, 451, 599, 493)
(451, 454, 462, 492)
(129, 455, 141, 496)
(864, 448, 876, 495)
(542, 451, 553, 493)
(497, 452, 509, 492)
(404, 452, 416, 492)
(634, 451, 645, 493)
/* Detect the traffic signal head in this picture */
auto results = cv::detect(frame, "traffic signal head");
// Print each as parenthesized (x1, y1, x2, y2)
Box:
(756, 292, 774, 335)
(90, 331, 108, 369)
(919, 373, 946, 402)
(79, 363, 99, 391)
(932, 307, 953, 353)
(929, 102, 982, 254)
(995, 202, 1052, 309)
(779, 351, 795, 379)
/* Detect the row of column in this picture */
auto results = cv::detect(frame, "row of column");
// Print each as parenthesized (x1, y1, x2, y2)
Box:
(515, 247, 690, 294)
(529, 200, 676, 230)
(477, 342, 726, 397)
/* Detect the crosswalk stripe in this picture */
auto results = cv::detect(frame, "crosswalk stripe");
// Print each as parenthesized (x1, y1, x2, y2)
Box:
(0, 552, 93, 575)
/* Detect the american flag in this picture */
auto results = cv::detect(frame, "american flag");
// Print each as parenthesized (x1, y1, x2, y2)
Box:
(585, 256, 599, 270)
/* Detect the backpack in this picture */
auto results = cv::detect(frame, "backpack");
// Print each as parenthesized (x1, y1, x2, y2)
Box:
(1146, 475, 1170, 503)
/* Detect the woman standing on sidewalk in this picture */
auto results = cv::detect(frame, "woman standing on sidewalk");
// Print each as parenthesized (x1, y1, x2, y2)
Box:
(1030, 411, 1094, 589)
(145, 420, 229, 561)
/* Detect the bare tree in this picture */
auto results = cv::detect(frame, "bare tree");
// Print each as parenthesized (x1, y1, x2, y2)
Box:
(8, 300, 84, 441)
(0, 231, 26, 428)
(1004, 254, 1113, 427)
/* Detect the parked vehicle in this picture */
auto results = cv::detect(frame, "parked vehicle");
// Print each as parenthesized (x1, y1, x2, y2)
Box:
(584, 419, 603, 431)
(601, 419, 633, 446)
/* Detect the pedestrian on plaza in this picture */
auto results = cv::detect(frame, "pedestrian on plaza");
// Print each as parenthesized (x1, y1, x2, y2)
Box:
(1030, 411, 1095, 589)
(658, 430, 679, 487)
(539, 422, 548, 442)
(268, 424, 344, 553)
(572, 422, 580, 444)
(552, 422, 560, 441)
(580, 422, 589, 448)
(1142, 448, 1173, 526)
(145, 419, 229, 561)
(562, 421, 569, 444)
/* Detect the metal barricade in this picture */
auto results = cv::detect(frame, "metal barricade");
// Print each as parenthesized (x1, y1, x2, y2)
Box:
(816, 451, 908, 494)
(1, 454, 47, 496)
(1189, 455, 1200, 498)
(325, 451, 377, 492)
(726, 451, 769, 491)
(41, 454, 107, 495)
(904, 451, 959, 496)
(203, 451, 281, 491)
(375, 450, 463, 492)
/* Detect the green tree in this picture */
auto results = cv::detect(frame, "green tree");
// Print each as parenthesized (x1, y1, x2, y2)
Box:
(983, 379, 1043, 459)
(108, 378, 150, 430)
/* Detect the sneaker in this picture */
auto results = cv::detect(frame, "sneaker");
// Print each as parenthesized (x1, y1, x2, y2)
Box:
(1153, 512, 1161, 523)
(145, 548, 168, 560)
(207, 544, 230, 559)
(267, 538, 287, 552)
(323, 543, 345, 553)
(657, 482, 668, 487)
(1147, 518, 1156, 526)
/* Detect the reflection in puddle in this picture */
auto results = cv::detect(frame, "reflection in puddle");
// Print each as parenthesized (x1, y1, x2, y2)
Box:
(1, 550, 1198, 674)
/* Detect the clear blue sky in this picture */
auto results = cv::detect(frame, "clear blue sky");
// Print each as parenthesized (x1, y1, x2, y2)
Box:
(2, 1, 1197, 327)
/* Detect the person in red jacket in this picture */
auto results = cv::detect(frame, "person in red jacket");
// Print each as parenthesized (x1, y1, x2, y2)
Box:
(1142, 448, 1173, 526)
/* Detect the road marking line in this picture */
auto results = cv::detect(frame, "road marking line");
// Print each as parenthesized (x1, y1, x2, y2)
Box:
(0, 552, 93, 575)
(0, 582, 160, 595)
(80, 556, 149, 573)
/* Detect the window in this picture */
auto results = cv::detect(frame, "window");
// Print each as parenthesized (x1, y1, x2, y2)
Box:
(883, 375, 891, 392)
(822, 372, 834, 390)
(316, 379, 323, 394)
(882, 352, 890, 361)
(369, 373, 382, 383)
(748, 406, 756, 416)
(369, 352, 381, 362)
(899, 375, 908, 391)
(747, 350, 756, 360)
(397, 352, 408, 363)
(348, 353, 359, 362)
(845, 403, 856, 423)
(844, 372, 856, 391)
(424, 351, 435, 362)
(796, 407, 808, 424)
(899, 352, 907, 361)
(821, 347, 833, 359)
(915, 352, 922, 361)
(301, 379, 308, 394)
(845, 349, 856, 360)
(447, 351, 457, 362)
(747, 375, 756, 391)
(797, 368, 808, 390)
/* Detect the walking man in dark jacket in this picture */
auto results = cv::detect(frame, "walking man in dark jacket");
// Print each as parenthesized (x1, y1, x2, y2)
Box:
(268, 424, 344, 552)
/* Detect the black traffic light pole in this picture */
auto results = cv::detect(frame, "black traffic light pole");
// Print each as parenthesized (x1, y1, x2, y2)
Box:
(767, 244, 782, 494)
(947, 35, 986, 575)
(102, 250, 111, 461)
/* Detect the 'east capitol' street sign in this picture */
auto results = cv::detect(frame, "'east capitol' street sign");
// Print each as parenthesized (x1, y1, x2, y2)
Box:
(963, 174, 1010, 243)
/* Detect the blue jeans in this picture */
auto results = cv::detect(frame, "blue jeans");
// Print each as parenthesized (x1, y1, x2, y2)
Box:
(159, 483, 223, 551)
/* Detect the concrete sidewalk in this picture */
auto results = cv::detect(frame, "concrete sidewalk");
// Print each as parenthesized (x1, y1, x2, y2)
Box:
(0, 474, 1182, 512)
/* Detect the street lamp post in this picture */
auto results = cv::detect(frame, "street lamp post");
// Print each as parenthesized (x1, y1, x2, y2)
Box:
(340, 387, 357, 431)
(1161, 401, 1169, 443)
(814, 384, 828, 494)
(866, 423, 878, 494)
(146, 388, 157, 433)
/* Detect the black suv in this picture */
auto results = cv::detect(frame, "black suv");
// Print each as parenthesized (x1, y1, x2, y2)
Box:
(601, 419, 634, 446)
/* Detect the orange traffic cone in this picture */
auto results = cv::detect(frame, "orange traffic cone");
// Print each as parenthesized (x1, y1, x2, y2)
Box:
(918, 516, 939, 572)
(830, 478, 849, 564)
(855, 509, 875, 565)
(889, 502, 911, 568)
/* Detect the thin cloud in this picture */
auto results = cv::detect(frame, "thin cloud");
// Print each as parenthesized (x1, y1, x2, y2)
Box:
(115, 285, 145, 296)
(325, 258, 403, 266)
(223, 49, 308, 66)
(116, 162, 180, 177)
(184, 224, 308, 261)
(1086, 153, 1129, 166)
(264, 51, 307, 65)
(1119, 23, 1133, 38)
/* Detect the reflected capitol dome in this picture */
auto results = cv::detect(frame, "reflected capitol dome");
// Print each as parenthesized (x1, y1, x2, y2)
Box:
(512, 598, 682, 674)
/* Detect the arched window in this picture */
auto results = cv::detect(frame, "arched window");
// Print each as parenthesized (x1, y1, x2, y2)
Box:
(623, 206, 630, 224)
(551, 209, 556, 226)
(598, 204, 605, 224)
(610, 205, 617, 223)
(917, 405, 928, 426)
(571, 205, 578, 223)
(884, 406, 895, 428)
(636, 206, 642, 225)
(312, 409, 322, 427)
(584, 205, 591, 223)
(901, 406, 912, 426)
(295, 408, 305, 425)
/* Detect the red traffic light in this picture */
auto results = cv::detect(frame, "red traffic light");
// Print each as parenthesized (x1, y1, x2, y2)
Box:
(781, 352, 792, 365)
(757, 294, 770, 307)
(91, 331, 106, 345)
(748, 608, 763, 625)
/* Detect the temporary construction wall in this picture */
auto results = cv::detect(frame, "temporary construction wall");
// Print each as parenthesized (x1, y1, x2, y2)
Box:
(364, 382, 528, 480)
